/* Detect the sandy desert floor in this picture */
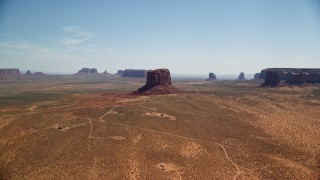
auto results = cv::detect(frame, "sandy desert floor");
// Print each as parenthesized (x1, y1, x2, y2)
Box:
(0, 76, 319, 179)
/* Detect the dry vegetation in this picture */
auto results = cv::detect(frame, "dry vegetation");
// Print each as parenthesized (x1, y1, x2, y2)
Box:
(0, 76, 319, 179)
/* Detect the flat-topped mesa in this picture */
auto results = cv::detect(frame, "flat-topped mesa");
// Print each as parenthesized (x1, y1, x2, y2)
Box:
(135, 69, 178, 95)
(122, 69, 147, 78)
(206, 73, 216, 81)
(0, 68, 21, 79)
(261, 71, 280, 87)
(0, 68, 21, 75)
(76, 68, 98, 75)
(238, 72, 245, 80)
(259, 68, 320, 86)
(258, 68, 320, 80)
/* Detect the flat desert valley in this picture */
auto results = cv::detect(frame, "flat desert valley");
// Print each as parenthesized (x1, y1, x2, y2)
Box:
(0, 75, 319, 179)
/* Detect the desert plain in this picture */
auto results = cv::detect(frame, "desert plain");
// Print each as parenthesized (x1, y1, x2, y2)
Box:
(0, 75, 319, 179)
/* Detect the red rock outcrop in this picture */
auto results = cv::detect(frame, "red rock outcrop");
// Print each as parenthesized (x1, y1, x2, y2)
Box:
(261, 71, 280, 87)
(134, 69, 178, 95)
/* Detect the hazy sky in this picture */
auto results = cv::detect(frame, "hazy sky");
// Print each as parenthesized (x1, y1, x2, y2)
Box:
(0, 0, 319, 74)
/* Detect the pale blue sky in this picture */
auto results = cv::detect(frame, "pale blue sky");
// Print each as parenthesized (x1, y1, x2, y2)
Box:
(0, 0, 319, 74)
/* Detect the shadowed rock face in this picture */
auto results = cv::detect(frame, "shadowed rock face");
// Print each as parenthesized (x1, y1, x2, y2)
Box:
(258, 68, 320, 80)
(122, 69, 147, 78)
(285, 72, 304, 85)
(254, 73, 260, 79)
(261, 71, 280, 87)
(259, 68, 320, 86)
(285, 72, 320, 85)
(76, 68, 98, 74)
(135, 69, 178, 95)
(304, 73, 320, 84)
(238, 72, 245, 80)
(206, 73, 216, 81)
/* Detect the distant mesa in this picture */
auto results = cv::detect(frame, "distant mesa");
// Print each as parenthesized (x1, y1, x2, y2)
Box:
(254, 73, 260, 80)
(34, 72, 46, 76)
(122, 69, 147, 78)
(237, 72, 245, 80)
(76, 68, 98, 75)
(133, 69, 178, 95)
(206, 72, 216, 81)
(116, 70, 124, 76)
(23, 70, 46, 76)
(0, 68, 21, 80)
(260, 68, 320, 87)
(258, 68, 320, 80)
(261, 71, 280, 87)
(103, 70, 108, 74)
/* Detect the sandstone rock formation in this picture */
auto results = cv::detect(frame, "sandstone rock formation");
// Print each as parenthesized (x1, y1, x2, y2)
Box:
(122, 69, 147, 78)
(238, 72, 245, 80)
(76, 68, 98, 75)
(259, 68, 320, 86)
(261, 71, 280, 87)
(0, 68, 21, 79)
(254, 73, 260, 79)
(258, 68, 320, 80)
(206, 73, 216, 81)
(134, 69, 178, 95)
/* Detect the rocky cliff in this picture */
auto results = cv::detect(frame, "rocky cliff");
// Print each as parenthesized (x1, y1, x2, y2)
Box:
(258, 68, 320, 80)
(134, 69, 178, 95)
(259, 68, 320, 86)
(261, 71, 280, 87)
(254, 73, 260, 79)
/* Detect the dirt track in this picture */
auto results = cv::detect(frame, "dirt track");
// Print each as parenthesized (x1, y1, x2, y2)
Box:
(0, 81, 319, 179)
